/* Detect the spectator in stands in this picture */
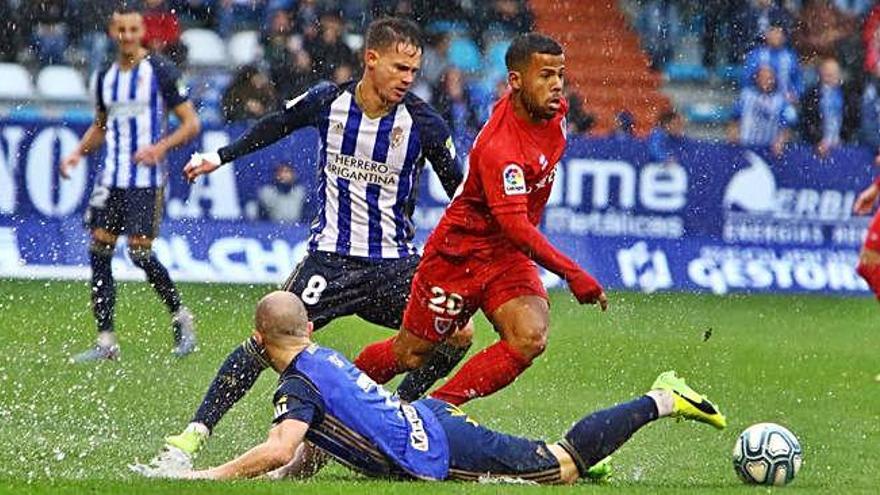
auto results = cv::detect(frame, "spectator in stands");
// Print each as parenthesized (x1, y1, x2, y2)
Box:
(742, 23, 803, 103)
(70, 1, 115, 74)
(731, 0, 793, 62)
(801, 57, 859, 156)
(0, 0, 21, 62)
(142, 0, 186, 64)
(433, 67, 479, 136)
(729, 65, 796, 156)
(701, 0, 740, 68)
(27, 0, 70, 65)
(635, 0, 682, 69)
(792, 0, 858, 64)
(219, 0, 266, 38)
(253, 164, 307, 223)
(862, 4, 880, 73)
(263, 9, 318, 100)
(565, 89, 595, 136)
(613, 111, 637, 139)
(648, 110, 686, 164)
(859, 63, 880, 164)
(222, 64, 277, 122)
(420, 32, 451, 90)
(306, 11, 357, 82)
(481, 0, 534, 42)
(171, 0, 219, 28)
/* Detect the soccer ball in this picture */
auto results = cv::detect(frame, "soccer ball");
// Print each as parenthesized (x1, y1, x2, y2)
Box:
(732, 423, 802, 486)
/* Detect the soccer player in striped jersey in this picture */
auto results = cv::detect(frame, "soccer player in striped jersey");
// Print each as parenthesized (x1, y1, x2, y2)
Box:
(59, 6, 201, 362)
(133, 292, 726, 484)
(160, 18, 473, 459)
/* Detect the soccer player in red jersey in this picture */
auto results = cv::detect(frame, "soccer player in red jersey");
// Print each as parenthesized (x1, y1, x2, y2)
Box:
(854, 179, 880, 295)
(354, 33, 607, 405)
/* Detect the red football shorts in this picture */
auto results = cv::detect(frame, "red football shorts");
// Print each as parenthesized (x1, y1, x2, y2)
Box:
(865, 208, 880, 252)
(402, 248, 549, 342)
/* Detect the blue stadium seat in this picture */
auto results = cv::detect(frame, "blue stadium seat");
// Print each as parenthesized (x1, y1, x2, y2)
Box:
(663, 63, 710, 83)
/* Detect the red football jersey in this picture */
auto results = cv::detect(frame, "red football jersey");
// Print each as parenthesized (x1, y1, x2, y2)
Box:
(426, 92, 568, 258)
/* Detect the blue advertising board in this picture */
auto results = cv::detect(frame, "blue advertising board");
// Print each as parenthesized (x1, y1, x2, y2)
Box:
(0, 119, 875, 295)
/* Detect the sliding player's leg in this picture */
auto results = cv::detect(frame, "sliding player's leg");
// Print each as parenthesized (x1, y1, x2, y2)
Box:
(856, 214, 880, 300)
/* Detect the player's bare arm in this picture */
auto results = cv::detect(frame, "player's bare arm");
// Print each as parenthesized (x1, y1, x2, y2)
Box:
(135, 101, 201, 165)
(60, 111, 108, 179)
(854, 181, 880, 215)
(189, 419, 308, 480)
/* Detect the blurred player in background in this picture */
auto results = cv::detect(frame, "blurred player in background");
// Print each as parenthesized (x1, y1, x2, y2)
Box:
(133, 291, 726, 483)
(160, 17, 473, 460)
(60, 6, 201, 362)
(354, 33, 607, 405)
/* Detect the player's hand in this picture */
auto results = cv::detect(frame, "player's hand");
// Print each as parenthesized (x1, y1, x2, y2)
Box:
(854, 184, 880, 215)
(59, 150, 83, 179)
(566, 271, 607, 309)
(134, 143, 167, 165)
(183, 152, 222, 182)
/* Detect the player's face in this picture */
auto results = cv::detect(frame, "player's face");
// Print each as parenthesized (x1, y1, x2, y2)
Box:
(512, 52, 565, 121)
(365, 42, 422, 104)
(109, 13, 145, 57)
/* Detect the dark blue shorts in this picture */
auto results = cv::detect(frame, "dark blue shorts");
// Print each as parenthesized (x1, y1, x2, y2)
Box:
(84, 186, 163, 238)
(419, 398, 562, 483)
(280, 250, 420, 331)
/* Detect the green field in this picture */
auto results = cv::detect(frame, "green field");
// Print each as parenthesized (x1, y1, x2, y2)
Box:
(0, 279, 877, 494)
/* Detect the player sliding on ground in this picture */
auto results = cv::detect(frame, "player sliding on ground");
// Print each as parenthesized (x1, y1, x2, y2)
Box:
(132, 291, 727, 483)
(354, 32, 607, 405)
(60, 6, 201, 362)
(158, 18, 473, 460)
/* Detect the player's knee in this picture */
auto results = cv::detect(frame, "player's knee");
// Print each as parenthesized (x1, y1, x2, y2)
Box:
(90, 240, 115, 258)
(91, 229, 117, 249)
(507, 323, 548, 361)
(447, 322, 474, 348)
(393, 342, 430, 371)
(128, 245, 154, 268)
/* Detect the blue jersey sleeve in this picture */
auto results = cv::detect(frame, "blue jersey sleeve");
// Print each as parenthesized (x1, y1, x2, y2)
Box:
(150, 55, 189, 109)
(94, 68, 107, 114)
(406, 95, 463, 199)
(218, 81, 341, 164)
(272, 375, 325, 426)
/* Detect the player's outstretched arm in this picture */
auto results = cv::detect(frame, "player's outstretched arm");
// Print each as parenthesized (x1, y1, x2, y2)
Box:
(495, 211, 607, 309)
(188, 419, 308, 480)
(854, 180, 880, 215)
(60, 112, 107, 179)
(134, 101, 201, 165)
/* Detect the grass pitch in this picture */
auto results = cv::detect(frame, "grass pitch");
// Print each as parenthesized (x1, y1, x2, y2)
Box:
(0, 279, 877, 494)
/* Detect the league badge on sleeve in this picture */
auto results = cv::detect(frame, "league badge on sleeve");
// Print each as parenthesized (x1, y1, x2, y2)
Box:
(503, 164, 527, 195)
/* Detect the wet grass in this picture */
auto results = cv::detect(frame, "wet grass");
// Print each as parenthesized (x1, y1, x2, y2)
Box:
(0, 279, 877, 493)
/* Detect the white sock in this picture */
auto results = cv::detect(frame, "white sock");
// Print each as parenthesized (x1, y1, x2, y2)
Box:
(646, 389, 674, 417)
(185, 422, 210, 437)
(97, 331, 117, 348)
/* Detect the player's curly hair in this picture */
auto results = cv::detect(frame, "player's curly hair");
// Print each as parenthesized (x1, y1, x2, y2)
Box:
(366, 17, 423, 52)
(505, 33, 563, 71)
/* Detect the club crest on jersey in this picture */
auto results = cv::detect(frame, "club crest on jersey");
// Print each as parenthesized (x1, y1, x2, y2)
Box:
(390, 126, 405, 148)
(503, 164, 527, 195)
(332, 121, 344, 134)
(433, 317, 454, 335)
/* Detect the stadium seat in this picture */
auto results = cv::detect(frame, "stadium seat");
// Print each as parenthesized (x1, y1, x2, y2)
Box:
(181, 28, 228, 66)
(0, 63, 35, 99)
(228, 31, 262, 66)
(36, 65, 89, 101)
(448, 36, 482, 73)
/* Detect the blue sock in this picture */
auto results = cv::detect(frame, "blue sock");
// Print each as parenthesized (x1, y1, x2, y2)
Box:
(560, 396, 658, 476)
(129, 247, 181, 313)
(192, 337, 269, 431)
(90, 244, 115, 333)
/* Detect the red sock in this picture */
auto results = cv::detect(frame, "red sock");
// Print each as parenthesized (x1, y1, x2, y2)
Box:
(430, 340, 531, 406)
(857, 261, 880, 300)
(354, 337, 403, 384)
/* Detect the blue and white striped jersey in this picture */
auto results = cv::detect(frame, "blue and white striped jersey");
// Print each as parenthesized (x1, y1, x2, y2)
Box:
(218, 81, 462, 260)
(733, 87, 797, 146)
(94, 54, 188, 189)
